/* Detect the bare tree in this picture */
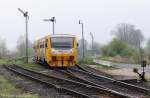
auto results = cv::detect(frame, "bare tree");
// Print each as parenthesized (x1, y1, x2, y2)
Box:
(146, 38, 150, 59)
(16, 35, 25, 57)
(77, 39, 88, 60)
(112, 23, 144, 48)
(130, 29, 144, 48)
(0, 38, 8, 58)
(89, 41, 101, 54)
(16, 35, 34, 57)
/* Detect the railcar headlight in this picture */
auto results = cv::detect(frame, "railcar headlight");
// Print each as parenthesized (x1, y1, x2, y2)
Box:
(52, 51, 55, 54)
(51, 49, 56, 54)
(70, 49, 73, 54)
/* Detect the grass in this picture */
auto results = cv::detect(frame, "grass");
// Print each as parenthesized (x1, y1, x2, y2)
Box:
(13, 60, 43, 70)
(0, 59, 41, 98)
(98, 56, 142, 64)
(97, 56, 109, 61)
(0, 58, 43, 71)
(79, 57, 117, 70)
(97, 56, 120, 63)
(0, 59, 9, 65)
(0, 57, 118, 70)
(0, 75, 38, 98)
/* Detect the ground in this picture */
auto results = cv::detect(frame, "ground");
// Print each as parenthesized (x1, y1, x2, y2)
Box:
(0, 74, 38, 98)
(91, 65, 139, 80)
(91, 59, 150, 80)
(0, 58, 150, 98)
(0, 59, 40, 98)
(0, 59, 73, 98)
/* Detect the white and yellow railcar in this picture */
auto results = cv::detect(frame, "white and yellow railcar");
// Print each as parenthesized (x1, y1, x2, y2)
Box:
(34, 34, 77, 68)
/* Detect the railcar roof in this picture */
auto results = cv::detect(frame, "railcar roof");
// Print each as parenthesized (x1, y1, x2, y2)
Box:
(35, 34, 75, 42)
(50, 34, 75, 37)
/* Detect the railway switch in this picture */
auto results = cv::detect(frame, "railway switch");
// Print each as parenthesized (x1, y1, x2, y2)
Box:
(133, 60, 147, 82)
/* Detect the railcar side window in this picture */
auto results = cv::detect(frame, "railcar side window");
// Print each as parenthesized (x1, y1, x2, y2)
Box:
(45, 43, 47, 48)
(40, 44, 44, 48)
(45, 39, 48, 48)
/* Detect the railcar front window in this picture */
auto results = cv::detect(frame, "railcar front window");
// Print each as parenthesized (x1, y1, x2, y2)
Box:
(51, 37, 74, 49)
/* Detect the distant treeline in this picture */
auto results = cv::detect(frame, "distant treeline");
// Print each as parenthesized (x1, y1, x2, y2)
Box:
(101, 23, 150, 63)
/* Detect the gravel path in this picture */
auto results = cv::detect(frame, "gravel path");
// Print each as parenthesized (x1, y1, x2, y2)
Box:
(93, 59, 150, 79)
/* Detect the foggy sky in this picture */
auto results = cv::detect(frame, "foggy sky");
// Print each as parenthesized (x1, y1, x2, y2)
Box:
(0, 0, 150, 50)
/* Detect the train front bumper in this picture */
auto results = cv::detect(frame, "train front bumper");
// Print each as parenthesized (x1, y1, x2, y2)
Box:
(49, 55, 76, 67)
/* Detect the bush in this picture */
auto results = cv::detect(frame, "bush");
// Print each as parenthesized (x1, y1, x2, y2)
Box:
(102, 38, 138, 58)
(121, 46, 133, 57)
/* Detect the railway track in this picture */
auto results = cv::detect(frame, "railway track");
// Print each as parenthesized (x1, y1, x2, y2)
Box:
(76, 65, 114, 78)
(67, 65, 150, 98)
(50, 68, 113, 91)
(4, 64, 131, 98)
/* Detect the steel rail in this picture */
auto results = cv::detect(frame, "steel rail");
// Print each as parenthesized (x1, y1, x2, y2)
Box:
(4, 64, 131, 98)
(68, 66, 150, 98)
(77, 64, 150, 93)
(76, 64, 113, 78)
(4, 65, 93, 98)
